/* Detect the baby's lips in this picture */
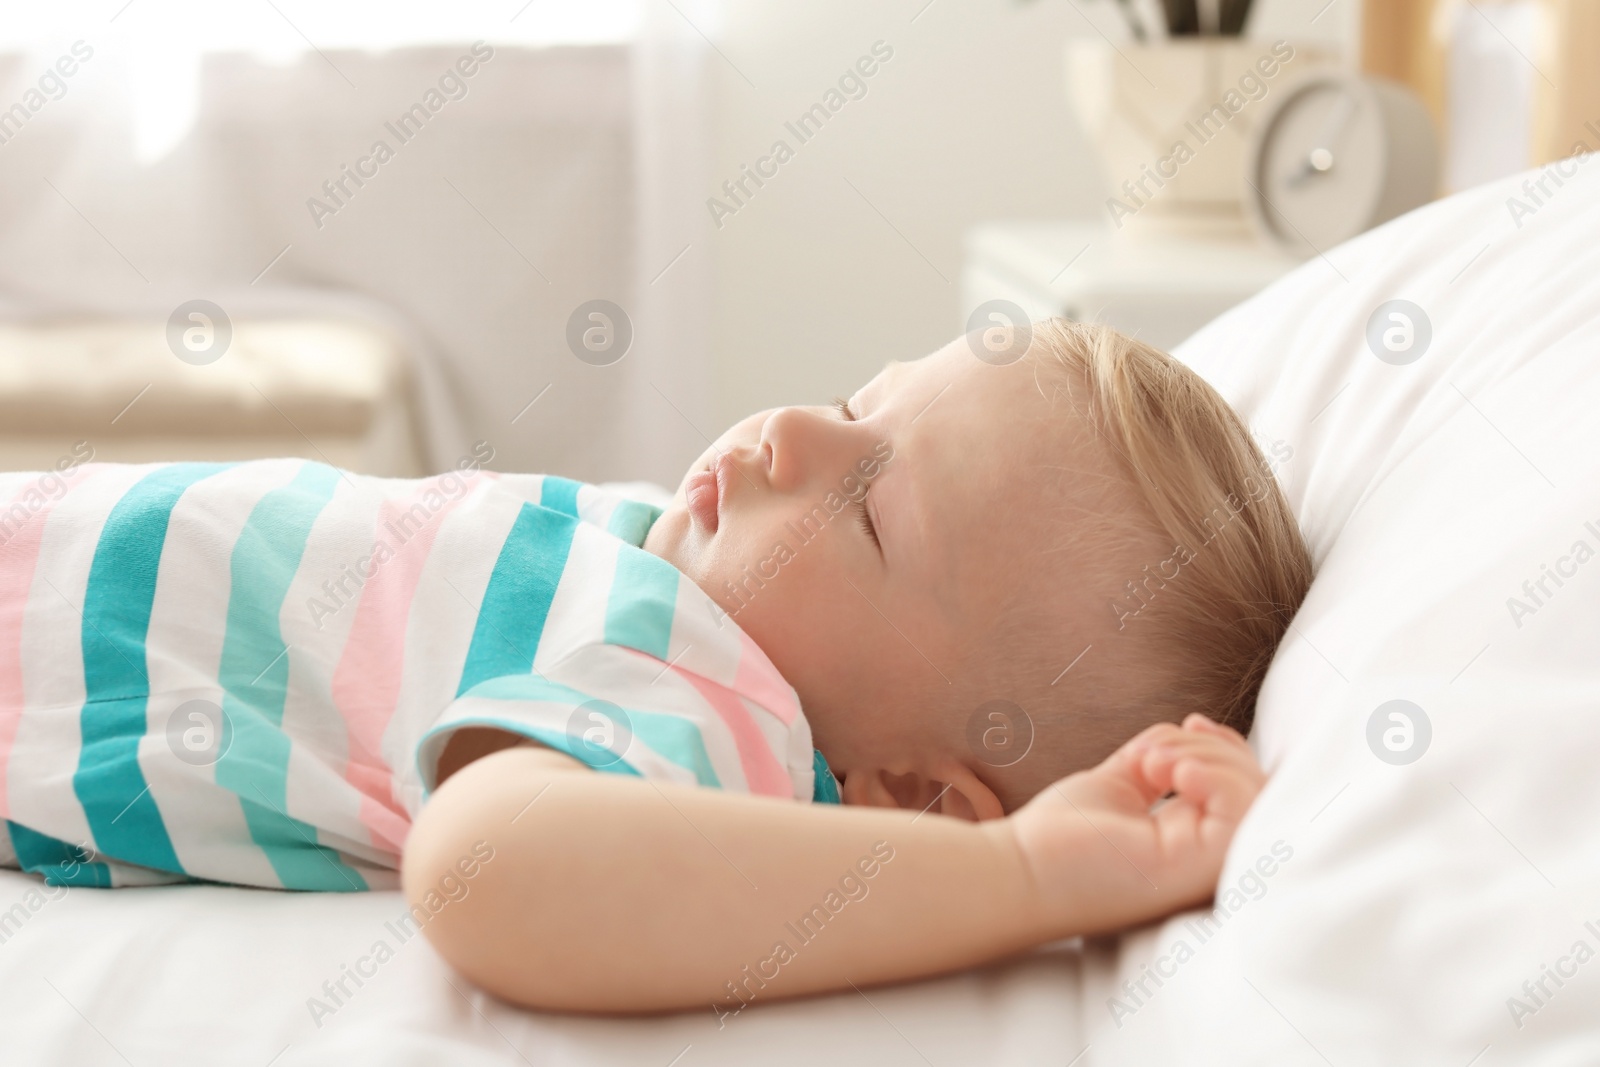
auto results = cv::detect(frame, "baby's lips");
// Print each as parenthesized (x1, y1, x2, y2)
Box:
(685, 467, 719, 533)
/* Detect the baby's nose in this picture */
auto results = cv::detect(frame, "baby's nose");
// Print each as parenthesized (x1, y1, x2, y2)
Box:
(761, 407, 855, 491)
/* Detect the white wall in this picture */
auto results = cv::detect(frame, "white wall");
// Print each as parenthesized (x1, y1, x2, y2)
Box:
(705, 0, 1355, 430)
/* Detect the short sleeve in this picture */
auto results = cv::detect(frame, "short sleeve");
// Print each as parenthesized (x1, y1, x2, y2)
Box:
(416, 509, 823, 804)
(415, 640, 819, 802)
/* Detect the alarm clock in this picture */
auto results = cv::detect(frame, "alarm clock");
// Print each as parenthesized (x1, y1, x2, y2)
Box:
(1242, 70, 1439, 256)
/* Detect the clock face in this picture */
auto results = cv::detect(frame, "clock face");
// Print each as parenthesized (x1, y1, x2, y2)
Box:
(1248, 77, 1387, 254)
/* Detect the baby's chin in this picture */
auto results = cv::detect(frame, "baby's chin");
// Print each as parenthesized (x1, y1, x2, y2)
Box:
(643, 493, 725, 587)
(643, 499, 691, 566)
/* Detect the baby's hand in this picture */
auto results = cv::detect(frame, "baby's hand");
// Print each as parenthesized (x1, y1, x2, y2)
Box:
(1003, 714, 1265, 935)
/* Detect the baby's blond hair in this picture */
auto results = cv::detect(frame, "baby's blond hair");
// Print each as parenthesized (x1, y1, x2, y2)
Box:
(974, 319, 1313, 810)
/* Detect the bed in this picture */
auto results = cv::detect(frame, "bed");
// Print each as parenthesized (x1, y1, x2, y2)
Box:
(4, 160, 1598, 1064)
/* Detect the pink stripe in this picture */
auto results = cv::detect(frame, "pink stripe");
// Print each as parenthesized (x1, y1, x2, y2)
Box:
(732, 630, 802, 726)
(661, 660, 793, 798)
(0, 467, 101, 818)
(330, 473, 493, 853)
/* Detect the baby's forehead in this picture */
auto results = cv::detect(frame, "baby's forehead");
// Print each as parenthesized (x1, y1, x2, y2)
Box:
(897, 358, 1127, 585)
(908, 353, 1108, 492)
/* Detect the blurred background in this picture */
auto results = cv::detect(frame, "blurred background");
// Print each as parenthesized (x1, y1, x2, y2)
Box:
(0, 0, 1593, 485)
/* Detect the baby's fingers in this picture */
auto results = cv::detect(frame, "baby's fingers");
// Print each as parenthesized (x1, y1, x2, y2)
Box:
(1138, 731, 1261, 797)
(1168, 753, 1263, 826)
(1126, 716, 1249, 769)
(1095, 721, 1189, 806)
(1181, 713, 1250, 748)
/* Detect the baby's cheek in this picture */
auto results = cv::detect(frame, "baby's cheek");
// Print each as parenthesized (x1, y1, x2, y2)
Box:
(735, 537, 819, 623)
(729, 537, 846, 651)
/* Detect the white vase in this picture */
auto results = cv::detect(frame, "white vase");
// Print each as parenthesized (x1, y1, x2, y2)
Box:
(1066, 38, 1334, 235)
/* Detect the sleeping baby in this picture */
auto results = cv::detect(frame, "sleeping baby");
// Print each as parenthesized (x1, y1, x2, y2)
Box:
(0, 318, 1311, 1013)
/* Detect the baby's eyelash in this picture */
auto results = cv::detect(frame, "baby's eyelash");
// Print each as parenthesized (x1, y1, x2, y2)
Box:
(855, 498, 880, 548)
(832, 396, 880, 549)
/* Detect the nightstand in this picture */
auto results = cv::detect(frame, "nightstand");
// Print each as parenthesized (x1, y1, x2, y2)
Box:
(960, 220, 1301, 351)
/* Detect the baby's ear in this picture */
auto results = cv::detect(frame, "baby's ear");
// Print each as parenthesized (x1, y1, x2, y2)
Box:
(935, 761, 1006, 823)
(840, 768, 933, 811)
(840, 763, 1005, 822)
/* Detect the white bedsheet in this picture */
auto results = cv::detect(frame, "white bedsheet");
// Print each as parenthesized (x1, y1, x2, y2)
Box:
(0, 868, 1098, 1065)
(3, 160, 1598, 1065)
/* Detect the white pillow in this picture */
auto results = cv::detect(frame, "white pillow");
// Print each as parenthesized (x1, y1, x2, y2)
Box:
(1089, 159, 1600, 1064)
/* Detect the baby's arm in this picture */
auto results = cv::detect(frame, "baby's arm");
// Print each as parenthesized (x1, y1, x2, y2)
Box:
(402, 714, 1262, 1014)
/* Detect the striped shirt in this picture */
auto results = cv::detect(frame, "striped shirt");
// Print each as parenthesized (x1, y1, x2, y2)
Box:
(0, 458, 834, 892)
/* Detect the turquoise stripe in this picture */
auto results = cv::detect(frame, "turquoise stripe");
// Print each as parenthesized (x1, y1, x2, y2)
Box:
(628, 709, 720, 788)
(539, 476, 583, 518)
(456, 503, 577, 695)
(5, 821, 113, 887)
(447, 675, 720, 787)
(604, 548, 677, 660)
(74, 463, 226, 877)
(605, 499, 662, 546)
(811, 750, 840, 804)
(422, 719, 642, 796)
(464, 671, 605, 707)
(214, 463, 366, 892)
